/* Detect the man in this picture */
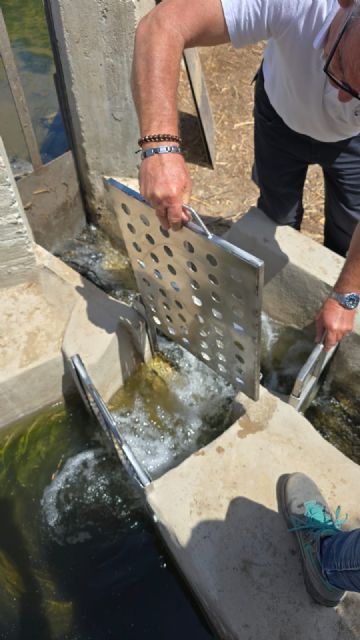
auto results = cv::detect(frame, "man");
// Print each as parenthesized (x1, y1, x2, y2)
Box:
(131, 0, 360, 349)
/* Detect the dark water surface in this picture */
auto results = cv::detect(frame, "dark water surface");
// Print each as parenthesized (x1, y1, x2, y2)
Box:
(0, 397, 217, 640)
(0, 0, 67, 164)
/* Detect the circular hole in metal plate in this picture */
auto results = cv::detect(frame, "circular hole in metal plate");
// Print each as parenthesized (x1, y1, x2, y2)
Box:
(212, 291, 221, 303)
(146, 233, 155, 245)
(187, 261, 197, 272)
(216, 339, 224, 349)
(148, 293, 155, 301)
(140, 213, 150, 226)
(164, 245, 173, 257)
(206, 253, 218, 267)
(175, 299, 183, 309)
(201, 352, 211, 361)
(195, 314, 205, 324)
(170, 281, 180, 292)
(159, 288, 167, 297)
(154, 269, 163, 279)
(142, 277, 151, 287)
(133, 242, 142, 253)
(232, 291, 243, 302)
(200, 340, 208, 350)
(150, 252, 159, 263)
(180, 325, 189, 335)
(121, 203, 131, 215)
(209, 273, 219, 285)
(178, 313, 186, 322)
(235, 354, 245, 364)
(212, 308, 223, 319)
(165, 315, 173, 323)
(163, 302, 170, 311)
(191, 280, 200, 290)
(236, 367, 244, 376)
(160, 227, 170, 238)
(168, 264, 176, 275)
(233, 322, 244, 333)
(183, 240, 194, 253)
(192, 295, 202, 307)
(153, 316, 162, 325)
(182, 337, 190, 345)
(137, 259, 146, 269)
(127, 223, 136, 234)
(199, 329, 208, 338)
(234, 340, 244, 351)
(168, 326, 176, 336)
(218, 364, 227, 374)
(217, 353, 226, 362)
(235, 377, 245, 386)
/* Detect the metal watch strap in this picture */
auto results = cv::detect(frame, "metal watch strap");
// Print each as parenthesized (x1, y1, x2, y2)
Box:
(329, 291, 360, 310)
(141, 145, 182, 160)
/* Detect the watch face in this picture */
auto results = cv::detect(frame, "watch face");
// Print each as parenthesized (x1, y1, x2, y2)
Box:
(345, 293, 360, 310)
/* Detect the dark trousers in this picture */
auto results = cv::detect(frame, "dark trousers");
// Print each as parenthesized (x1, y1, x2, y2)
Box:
(253, 67, 360, 257)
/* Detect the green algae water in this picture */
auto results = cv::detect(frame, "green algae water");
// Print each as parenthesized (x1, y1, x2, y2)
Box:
(0, 341, 235, 639)
(0, 0, 67, 165)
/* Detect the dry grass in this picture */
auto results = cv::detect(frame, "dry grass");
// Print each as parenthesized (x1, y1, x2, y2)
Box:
(178, 43, 325, 240)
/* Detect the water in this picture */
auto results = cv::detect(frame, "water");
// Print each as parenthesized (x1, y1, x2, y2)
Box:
(0, 392, 222, 639)
(0, 0, 67, 167)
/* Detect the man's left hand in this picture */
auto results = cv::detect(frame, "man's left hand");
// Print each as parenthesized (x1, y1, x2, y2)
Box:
(315, 297, 356, 350)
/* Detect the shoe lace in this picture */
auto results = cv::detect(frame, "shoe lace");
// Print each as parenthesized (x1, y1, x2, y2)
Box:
(289, 500, 348, 533)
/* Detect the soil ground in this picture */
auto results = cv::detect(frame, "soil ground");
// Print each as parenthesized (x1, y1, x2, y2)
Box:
(178, 43, 325, 241)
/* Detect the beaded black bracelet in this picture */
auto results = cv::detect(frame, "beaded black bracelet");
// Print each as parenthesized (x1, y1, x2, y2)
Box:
(138, 133, 182, 147)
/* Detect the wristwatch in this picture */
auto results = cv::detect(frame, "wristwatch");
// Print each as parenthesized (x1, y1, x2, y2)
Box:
(329, 291, 360, 310)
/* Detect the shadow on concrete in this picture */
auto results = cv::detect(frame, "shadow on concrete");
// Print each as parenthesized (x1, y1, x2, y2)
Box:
(182, 495, 360, 639)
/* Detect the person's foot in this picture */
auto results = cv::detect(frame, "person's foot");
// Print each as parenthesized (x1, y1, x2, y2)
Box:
(277, 472, 346, 607)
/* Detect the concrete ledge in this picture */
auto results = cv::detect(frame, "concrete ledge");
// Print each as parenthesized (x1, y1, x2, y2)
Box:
(0, 245, 150, 428)
(147, 386, 360, 640)
(224, 209, 360, 390)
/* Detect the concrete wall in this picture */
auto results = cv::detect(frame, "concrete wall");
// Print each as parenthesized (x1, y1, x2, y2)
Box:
(47, 0, 154, 229)
(0, 137, 37, 288)
(224, 208, 360, 392)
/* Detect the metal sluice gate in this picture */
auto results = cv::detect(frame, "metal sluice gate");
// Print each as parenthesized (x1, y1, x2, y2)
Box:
(106, 179, 264, 401)
(69, 181, 338, 481)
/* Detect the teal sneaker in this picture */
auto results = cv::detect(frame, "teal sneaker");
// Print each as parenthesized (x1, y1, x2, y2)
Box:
(277, 472, 347, 607)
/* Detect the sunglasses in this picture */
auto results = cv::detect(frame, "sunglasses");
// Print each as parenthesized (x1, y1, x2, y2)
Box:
(323, 9, 360, 101)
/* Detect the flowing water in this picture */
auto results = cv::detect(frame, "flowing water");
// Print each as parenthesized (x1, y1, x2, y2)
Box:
(0, 0, 67, 167)
(0, 338, 235, 639)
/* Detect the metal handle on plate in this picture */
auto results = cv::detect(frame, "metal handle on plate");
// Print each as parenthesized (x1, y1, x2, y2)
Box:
(182, 204, 212, 239)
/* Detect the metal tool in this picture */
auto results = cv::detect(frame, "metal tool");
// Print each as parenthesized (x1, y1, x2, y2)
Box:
(106, 179, 264, 400)
(69, 354, 151, 487)
(288, 333, 338, 412)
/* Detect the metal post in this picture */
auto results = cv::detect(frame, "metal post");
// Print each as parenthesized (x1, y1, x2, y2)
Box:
(0, 9, 42, 169)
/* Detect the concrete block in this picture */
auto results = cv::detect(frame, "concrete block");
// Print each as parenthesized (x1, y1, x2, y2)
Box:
(17, 151, 87, 253)
(47, 0, 154, 222)
(0, 137, 37, 287)
(147, 386, 360, 639)
(223, 209, 360, 391)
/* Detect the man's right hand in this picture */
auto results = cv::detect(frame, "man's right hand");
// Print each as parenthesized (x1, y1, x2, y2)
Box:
(139, 153, 192, 231)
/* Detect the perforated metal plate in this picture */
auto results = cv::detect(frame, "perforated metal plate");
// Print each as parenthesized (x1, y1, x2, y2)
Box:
(107, 179, 264, 400)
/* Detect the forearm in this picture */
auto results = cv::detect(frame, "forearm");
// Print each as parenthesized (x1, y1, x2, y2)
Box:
(131, 10, 183, 136)
(334, 222, 360, 293)
(131, 0, 229, 136)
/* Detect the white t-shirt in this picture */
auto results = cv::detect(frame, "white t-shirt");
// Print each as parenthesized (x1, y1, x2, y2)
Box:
(220, 0, 360, 142)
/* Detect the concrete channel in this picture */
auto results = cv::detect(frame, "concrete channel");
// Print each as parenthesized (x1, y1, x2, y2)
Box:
(1, 136, 360, 637)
